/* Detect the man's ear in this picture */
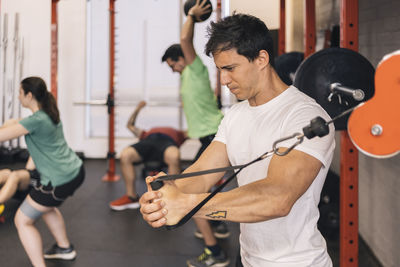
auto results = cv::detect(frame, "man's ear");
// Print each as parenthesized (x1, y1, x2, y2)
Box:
(257, 50, 270, 69)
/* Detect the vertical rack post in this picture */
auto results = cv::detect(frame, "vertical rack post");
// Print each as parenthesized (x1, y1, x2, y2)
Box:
(102, 0, 120, 182)
(304, 0, 316, 58)
(339, 1, 359, 266)
(278, 0, 285, 56)
(51, 0, 59, 100)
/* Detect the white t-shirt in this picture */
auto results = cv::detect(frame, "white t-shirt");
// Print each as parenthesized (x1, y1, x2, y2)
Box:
(214, 86, 335, 267)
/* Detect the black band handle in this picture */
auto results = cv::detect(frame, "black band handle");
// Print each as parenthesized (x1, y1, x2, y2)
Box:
(149, 164, 247, 190)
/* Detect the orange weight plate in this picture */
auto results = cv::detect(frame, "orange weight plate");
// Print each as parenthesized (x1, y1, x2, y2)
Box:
(348, 51, 400, 158)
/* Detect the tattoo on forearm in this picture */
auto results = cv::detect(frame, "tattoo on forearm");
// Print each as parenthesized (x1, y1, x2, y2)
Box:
(206, 211, 227, 219)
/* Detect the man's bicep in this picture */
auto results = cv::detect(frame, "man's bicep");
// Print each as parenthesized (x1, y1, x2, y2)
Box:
(194, 141, 230, 169)
(267, 149, 322, 205)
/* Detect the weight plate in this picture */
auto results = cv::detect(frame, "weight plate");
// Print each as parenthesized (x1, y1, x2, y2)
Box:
(293, 47, 375, 130)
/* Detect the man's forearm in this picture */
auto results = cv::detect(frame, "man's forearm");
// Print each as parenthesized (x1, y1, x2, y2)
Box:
(175, 160, 227, 194)
(181, 14, 195, 44)
(127, 110, 140, 127)
(191, 180, 290, 223)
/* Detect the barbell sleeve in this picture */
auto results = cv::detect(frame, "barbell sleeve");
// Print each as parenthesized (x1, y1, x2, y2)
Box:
(330, 82, 365, 101)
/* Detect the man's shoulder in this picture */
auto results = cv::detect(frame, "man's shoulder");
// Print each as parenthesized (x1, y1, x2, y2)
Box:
(281, 87, 327, 115)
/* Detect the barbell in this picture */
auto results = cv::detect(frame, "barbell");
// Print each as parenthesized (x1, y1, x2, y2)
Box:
(74, 100, 181, 107)
(293, 47, 375, 130)
(74, 99, 182, 108)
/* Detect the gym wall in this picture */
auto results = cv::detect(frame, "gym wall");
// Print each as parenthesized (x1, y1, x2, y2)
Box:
(229, 0, 280, 29)
(0, 0, 53, 137)
(57, 0, 87, 159)
(357, 1, 400, 266)
(285, 0, 304, 52)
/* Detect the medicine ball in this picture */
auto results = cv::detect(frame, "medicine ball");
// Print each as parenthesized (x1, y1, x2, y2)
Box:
(183, 0, 213, 22)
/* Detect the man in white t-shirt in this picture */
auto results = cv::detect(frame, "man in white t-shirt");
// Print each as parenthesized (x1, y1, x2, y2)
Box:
(140, 14, 335, 267)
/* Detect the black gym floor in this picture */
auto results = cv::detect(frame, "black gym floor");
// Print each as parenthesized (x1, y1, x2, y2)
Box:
(0, 159, 382, 267)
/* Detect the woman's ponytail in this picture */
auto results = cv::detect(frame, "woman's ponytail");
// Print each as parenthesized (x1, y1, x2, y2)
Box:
(41, 90, 60, 124)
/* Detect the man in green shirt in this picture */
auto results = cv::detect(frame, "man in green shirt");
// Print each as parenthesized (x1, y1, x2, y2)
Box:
(161, 1, 229, 266)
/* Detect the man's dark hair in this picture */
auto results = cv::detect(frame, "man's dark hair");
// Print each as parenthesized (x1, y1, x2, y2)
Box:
(162, 44, 184, 62)
(205, 14, 274, 65)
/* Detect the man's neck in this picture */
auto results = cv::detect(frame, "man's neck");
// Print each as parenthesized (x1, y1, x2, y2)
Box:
(248, 68, 288, 106)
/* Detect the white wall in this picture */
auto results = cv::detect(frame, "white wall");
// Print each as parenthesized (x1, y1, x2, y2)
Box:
(57, 0, 88, 155)
(0, 0, 92, 156)
(285, 0, 304, 53)
(230, 0, 280, 29)
(1, 0, 51, 128)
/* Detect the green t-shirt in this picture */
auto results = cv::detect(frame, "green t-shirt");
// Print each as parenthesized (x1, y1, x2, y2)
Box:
(19, 110, 82, 187)
(180, 56, 223, 138)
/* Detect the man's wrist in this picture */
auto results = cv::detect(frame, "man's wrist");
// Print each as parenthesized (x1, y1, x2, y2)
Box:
(189, 13, 196, 21)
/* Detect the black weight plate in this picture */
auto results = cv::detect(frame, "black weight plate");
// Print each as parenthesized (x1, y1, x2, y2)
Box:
(275, 52, 304, 85)
(293, 47, 375, 130)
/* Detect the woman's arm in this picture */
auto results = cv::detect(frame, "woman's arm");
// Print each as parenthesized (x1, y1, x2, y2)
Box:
(0, 123, 29, 142)
(0, 119, 20, 129)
